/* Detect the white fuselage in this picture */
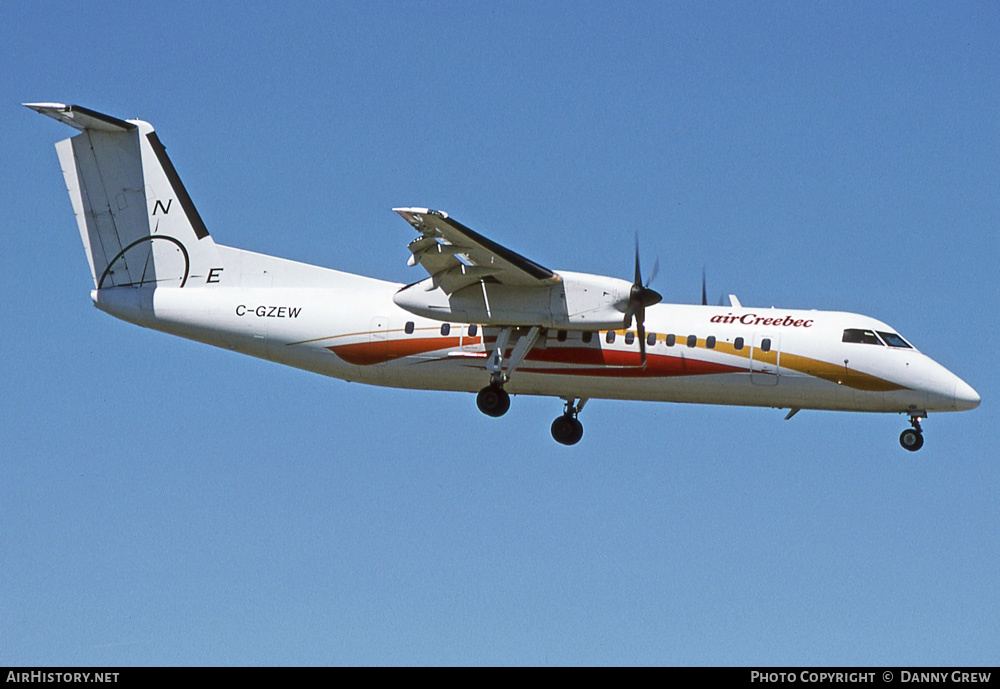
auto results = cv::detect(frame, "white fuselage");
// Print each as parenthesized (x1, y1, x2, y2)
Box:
(91, 244, 979, 417)
(28, 102, 979, 450)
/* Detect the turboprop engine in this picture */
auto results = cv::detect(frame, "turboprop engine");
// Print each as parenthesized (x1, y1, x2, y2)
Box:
(393, 270, 634, 330)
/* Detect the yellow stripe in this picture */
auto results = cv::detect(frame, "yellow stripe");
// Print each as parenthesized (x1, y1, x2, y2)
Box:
(779, 351, 905, 391)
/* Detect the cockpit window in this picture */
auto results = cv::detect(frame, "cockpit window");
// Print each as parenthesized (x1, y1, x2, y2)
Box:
(842, 328, 883, 345)
(877, 331, 913, 349)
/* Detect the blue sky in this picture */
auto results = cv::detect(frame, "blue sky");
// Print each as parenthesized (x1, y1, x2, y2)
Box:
(2, 1, 997, 666)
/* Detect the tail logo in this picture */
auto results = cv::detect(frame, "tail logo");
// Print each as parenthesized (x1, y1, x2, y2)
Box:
(97, 235, 190, 289)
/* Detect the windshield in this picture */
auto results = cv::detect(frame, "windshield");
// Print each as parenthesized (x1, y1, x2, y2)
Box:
(843, 328, 915, 349)
(877, 331, 913, 349)
(842, 328, 883, 345)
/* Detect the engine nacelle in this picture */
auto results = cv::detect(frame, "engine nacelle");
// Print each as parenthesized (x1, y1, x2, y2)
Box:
(393, 270, 632, 329)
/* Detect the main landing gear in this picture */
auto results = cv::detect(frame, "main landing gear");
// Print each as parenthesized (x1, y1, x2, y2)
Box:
(899, 415, 925, 452)
(475, 325, 540, 419)
(551, 398, 586, 446)
(474, 325, 588, 445)
(476, 383, 511, 418)
(477, 383, 587, 446)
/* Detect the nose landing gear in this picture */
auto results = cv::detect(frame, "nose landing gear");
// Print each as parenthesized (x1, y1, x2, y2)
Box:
(899, 415, 924, 452)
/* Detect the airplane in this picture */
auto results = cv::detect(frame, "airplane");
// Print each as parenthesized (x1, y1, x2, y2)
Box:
(27, 103, 980, 450)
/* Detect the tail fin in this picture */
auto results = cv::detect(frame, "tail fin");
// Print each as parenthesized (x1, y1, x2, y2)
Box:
(27, 103, 221, 289)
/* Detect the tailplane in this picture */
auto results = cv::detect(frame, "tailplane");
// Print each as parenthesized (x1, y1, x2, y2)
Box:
(27, 103, 222, 289)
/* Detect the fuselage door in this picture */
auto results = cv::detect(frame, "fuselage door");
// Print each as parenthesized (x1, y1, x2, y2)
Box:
(751, 332, 780, 386)
(462, 323, 482, 352)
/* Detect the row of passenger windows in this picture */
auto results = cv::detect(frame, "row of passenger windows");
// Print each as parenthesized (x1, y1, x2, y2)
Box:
(403, 322, 479, 337)
(842, 328, 912, 348)
(401, 321, 770, 351)
(402, 322, 905, 354)
(602, 330, 770, 351)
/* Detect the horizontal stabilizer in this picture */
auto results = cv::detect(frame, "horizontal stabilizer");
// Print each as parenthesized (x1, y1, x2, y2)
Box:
(24, 103, 136, 133)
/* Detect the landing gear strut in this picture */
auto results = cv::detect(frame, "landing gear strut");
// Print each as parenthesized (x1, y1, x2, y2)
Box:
(551, 398, 586, 446)
(475, 326, 541, 419)
(899, 415, 924, 452)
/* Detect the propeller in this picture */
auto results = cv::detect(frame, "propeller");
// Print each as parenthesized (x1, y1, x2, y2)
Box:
(623, 236, 662, 365)
(702, 267, 728, 306)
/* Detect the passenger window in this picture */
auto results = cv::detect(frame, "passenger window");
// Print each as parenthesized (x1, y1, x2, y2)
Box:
(404, 321, 414, 335)
(625, 332, 635, 345)
(666, 334, 675, 347)
(842, 328, 882, 345)
(582, 331, 593, 344)
(761, 338, 771, 352)
(606, 330, 616, 344)
(877, 331, 912, 348)
(686, 335, 697, 348)
(706, 336, 716, 349)
(440, 323, 450, 336)
(647, 332, 657, 346)
(557, 330, 567, 342)
(734, 337, 744, 350)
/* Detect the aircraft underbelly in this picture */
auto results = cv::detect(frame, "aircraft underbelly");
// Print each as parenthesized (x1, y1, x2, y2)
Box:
(360, 356, 891, 411)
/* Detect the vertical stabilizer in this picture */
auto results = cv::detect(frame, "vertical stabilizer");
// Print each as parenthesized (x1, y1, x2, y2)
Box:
(27, 103, 222, 289)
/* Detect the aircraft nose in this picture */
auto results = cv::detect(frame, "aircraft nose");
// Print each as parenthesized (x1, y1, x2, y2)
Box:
(954, 378, 981, 411)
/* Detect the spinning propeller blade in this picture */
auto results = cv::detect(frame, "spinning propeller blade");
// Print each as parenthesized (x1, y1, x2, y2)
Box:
(624, 236, 662, 365)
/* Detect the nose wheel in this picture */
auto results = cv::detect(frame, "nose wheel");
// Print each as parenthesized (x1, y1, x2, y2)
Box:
(551, 398, 586, 446)
(899, 415, 924, 452)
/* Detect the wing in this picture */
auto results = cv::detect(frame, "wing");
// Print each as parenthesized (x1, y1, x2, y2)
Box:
(394, 208, 559, 294)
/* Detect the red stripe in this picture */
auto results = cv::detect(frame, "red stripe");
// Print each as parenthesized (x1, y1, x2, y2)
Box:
(330, 340, 743, 377)
(329, 337, 463, 365)
(520, 351, 743, 378)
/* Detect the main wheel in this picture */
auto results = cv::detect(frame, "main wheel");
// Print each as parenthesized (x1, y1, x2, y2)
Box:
(476, 385, 511, 417)
(899, 428, 924, 452)
(551, 415, 584, 445)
